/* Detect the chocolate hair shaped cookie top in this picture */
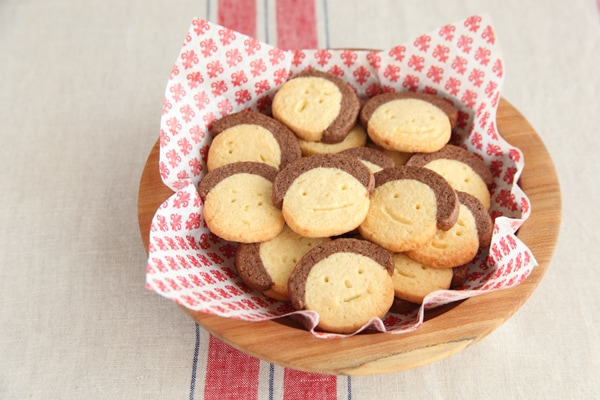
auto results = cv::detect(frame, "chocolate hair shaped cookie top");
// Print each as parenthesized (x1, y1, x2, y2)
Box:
(207, 110, 301, 171)
(272, 70, 361, 144)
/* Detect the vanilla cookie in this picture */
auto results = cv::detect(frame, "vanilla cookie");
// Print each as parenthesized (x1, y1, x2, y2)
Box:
(198, 162, 284, 243)
(272, 70, 360, 143)
(340, 146, 395, 173)
(406, 144, 493, 209)
(235, 225, 330, 301)
(298, 124, 367, 156)
(358, 166, 459, 252)
(272, 153, 374, 238)
(360, 92, 458, 153)
(207, 111, 301, 171)
(391, 253, 453, 304)
(288, 238, 394, 334)
(406, 191, 493, 269)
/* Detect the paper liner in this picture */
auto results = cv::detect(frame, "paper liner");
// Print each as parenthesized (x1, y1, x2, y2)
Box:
(146, 15, 537, 338)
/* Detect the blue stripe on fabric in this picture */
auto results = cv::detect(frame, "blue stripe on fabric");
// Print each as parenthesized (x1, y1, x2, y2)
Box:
(269, 363, 275, 400)
(347, 375, 352, 400)
(189, 323, 201, 400)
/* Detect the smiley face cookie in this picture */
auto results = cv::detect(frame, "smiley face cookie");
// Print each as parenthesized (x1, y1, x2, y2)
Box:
(358, 166, 459, 252)
(198, 162, 284, 243)
(406, 191, 493, 268)
(390, 252, 453, 304)
(272, 153, 374, 238)
(360, 92, 458, 153)
(406, 144, 493, 209)
(288, 238, 395, 334)
(272, 70, 361, 143)
(235, 225, 330, 301)
(207, 111, 301, 172)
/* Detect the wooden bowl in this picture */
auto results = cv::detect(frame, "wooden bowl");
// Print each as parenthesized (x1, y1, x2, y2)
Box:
(137, 98, 560, 375)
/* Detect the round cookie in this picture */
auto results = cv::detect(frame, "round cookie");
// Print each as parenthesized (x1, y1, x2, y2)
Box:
(406, 191, 493, 269)
(340, 146, 395, 173)
(235, 225, 330, 301)
(198, 162, 284, 243)
(288, 238, 395, 334)
(360, 92, 458, 153)
(272, 153, 374, 238)
(298, 124, 367, 156)
(207, 111, 301, 171)
(358, 166, 459, 252)
(391, 252, 453, 304)
(406, 144, 493, 209)
(272, 70, 360, 144)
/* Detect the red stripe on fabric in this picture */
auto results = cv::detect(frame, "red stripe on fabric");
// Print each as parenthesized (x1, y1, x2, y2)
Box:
(218, 0, 257, 37)
(276, 0, 318, 49)
(204, 336, 260, 400)
(283, 369, 338, 400)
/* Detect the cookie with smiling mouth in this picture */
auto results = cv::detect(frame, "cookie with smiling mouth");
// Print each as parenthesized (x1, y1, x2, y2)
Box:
(272, 70, 361, 144)
(358, 166, 459, 253)
(272, 153, 374, 238)
(288, 238, 394, 334)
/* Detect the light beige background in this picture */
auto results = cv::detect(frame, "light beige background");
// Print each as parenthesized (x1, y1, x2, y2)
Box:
(1, 0, 598, 398)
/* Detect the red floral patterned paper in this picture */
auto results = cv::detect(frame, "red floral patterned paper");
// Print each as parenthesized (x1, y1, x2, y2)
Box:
(146, 15, 537, 338)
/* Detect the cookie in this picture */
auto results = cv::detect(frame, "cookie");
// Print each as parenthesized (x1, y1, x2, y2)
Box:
(235, 225, 330, 301)
(272, 153, 374, 238)
(272, 70, 360, 143)
(358, 166, 459, 252)
(198, 162, 285, 243)
(207, 111, 301, 171)
(451, 264, 470, 288)
(288, 238, 394, 334)
(360, 92, 458, 153)
(391, 252, 453, 304)
(340, 146, 395, 173)
(406, 191, 493, 269)
(298, 124, 367, 156)
(406, 144, 493, 209)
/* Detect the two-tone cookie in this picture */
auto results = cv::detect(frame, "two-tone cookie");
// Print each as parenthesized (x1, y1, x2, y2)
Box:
(288, 238, 394, 334)
(358, 166, 459, 252)
(272, 153, 374, 238)
(390, 252, 453, 304)
(406, 144, 493, 209)
(360, 92, 458, 153)
(272, 70, 360, 143)
(235, 225, 330, 301)
(340, 146, 395, 173)
(198, 162, 284, 243)
(298, 124, 367, 156)
(406, 191, 493, 268)
(207, 111, 301, 171)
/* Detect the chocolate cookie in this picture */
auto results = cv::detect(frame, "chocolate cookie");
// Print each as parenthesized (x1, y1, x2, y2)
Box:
(198, 162, 284, 243)
(272, 153, 374, 237)
(340, 146, 396, 173)
(272, 70, 360, 144)
(207, 110, 301, 171)
(288, 238, 394, 334)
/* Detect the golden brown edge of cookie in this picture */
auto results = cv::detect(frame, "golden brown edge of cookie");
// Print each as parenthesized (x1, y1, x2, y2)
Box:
(456, 191, 493, 247)
(406, 144, 494, 186)
(235, 243, 273, 292)
(198, 161, 279, 201)
(373, 166, 459, 231)
(359, 91, 458, 129)
(293, 70, 361, 144)
(288, 238, 394, 311)
(210, 110, 302, 169)
(271, 153, 375, 209)
(340, 146, 396, 170)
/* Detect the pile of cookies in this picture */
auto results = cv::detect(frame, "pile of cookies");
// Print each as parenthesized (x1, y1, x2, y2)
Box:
(197, 70, 493, 334)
